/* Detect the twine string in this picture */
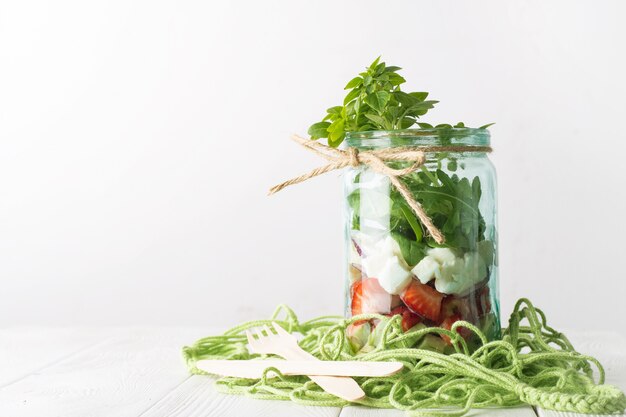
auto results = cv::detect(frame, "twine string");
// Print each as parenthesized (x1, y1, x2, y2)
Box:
(269, 135, 492, 244)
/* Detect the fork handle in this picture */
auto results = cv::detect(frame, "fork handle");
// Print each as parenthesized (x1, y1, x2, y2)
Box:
(279, 346, 365, 402)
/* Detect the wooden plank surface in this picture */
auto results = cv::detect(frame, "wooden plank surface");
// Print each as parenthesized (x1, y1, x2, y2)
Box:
(538, 413, 625, 417)
(565, 332, 626, 387)
(0, 328, 623, 417)
(0, 327, 112, 387)
(0, 327, 206, 417)
(140, 374, 341, 417)
(339, 406, 537, 417)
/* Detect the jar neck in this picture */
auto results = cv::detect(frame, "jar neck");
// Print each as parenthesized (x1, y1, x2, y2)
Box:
(345, 128, 490, 150)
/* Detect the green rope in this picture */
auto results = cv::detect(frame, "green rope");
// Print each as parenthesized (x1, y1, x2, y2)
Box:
(182, 298, 625, 416)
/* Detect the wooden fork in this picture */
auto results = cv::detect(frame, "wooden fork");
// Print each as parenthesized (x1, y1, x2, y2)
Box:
(245, 323, 366, 401)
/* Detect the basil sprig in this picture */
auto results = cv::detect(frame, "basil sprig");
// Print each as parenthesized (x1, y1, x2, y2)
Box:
(308, 57, 492, 148)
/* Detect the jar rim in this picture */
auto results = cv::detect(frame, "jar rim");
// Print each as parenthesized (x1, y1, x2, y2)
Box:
(345, 128, 490, 148)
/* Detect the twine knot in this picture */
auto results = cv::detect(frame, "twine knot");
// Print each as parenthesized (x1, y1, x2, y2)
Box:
(348, 147, 360, 167)
(269, 134, 492, 244)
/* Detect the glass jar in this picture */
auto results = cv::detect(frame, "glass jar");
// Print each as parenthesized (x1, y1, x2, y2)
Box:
(343, 128, 499, 353)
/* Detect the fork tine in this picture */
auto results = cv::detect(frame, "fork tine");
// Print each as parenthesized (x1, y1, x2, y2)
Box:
(245, 330, 255, 347)
(254, 328, 264, 339)
(263, 325, 273, 337)
(271, 322, 290, 336)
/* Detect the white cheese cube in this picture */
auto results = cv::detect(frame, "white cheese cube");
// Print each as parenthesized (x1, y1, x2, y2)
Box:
(377, 256, 413, 295)
(434, 253, 487, 295)
(412, 256, 441, 284)
(434, 257, 466, 294)
(377, 235, 402, 257)
(357, 233, 413, 295)
(362, 251, 386, 279)
(412, 247, 488, 295)
(428, 247, 457, 264)
(351, 230, 382, 258)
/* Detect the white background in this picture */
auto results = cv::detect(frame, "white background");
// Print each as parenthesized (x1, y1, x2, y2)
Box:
(1, 0, 624, 331)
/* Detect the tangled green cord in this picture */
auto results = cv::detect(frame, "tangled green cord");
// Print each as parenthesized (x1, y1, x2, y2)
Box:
(182, 298, 625, 416)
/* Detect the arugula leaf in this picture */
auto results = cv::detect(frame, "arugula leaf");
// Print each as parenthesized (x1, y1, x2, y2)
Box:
(391, 232, 425, 266)
(398, 202, 423, 242)
(347, 166, 487, 255)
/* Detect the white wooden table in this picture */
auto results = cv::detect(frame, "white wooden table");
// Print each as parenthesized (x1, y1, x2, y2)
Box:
(0, 328, 624, 417)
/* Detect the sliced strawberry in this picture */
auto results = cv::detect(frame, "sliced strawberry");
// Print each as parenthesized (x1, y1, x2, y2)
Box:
(351, 280, 364, 316)
(440, 285, 492, 324)
(351, 278, 392, 316)
(440, 314, 473, 345)
(388, 305, 406, 316)
(401, 309, 422, 332)
(387, 305, 423, 332)
(401, 280, 444, 322)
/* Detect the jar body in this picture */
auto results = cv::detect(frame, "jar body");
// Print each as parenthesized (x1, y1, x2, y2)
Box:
(343, 129, 500, 353)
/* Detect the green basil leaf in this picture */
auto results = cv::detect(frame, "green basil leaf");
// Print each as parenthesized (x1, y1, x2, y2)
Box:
(364, 113, 387, 127)
(343, 88, 360, 105)
(344, 77, 363, 90)
(387, 73, 406, 86)
(308, 121, 331, 139)
(328, 129, 345, 148)
(409, 92, 429, 101)
(326, 106, 343, 116)
(383, 65, 402, 72)
(368, 56, 381, 70)
(305, 56, 490, 148)
(366, 91, 390, 112)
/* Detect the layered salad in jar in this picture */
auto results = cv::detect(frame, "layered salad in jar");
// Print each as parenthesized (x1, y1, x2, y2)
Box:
(344, 163, 498, 353)
(307, 57, 499, 353)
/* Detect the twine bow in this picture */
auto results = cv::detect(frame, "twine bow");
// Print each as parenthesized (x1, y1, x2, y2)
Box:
(269, 135, 492, 244)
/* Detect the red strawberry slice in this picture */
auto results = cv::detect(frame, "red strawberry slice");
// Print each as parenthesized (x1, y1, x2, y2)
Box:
(351, 278, 392, 316)
(388, 306, 405, 316)
(401, 280, 444, 322)
(440, 285, 492, 324)
(388, 305, 423, 332)
(440, 314, 473, 345)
